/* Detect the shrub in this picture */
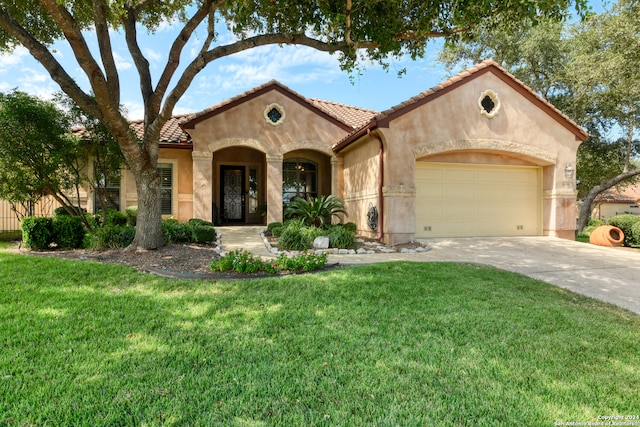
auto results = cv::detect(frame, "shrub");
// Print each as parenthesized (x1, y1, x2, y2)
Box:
(587, 219, 605, 228)
(608, 214, 640, 246)
(53, 206, 85, 217)
(20, 217, 53, 249)
(125, 206, 138, 226)
(267, 222, 283, 233)
(87, 225, 135, 249)
(188, 218, 214, 227)
(107, 209, 128, 227)
(192, 225, 216, 243)
(344, 222, 357, 233)
(631, 221, 640, 247)
(52, 215, 86, 249)
(211, 250, 327, 274)
(328, 224, 357, 249)
(162, 220, 192, 244)
(211, 249, 264, 274)
(284, 195, 347, 228)
(278, 219, 323, 251)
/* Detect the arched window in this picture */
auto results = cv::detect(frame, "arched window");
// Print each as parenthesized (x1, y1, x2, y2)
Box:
(283, 158, 317, 204)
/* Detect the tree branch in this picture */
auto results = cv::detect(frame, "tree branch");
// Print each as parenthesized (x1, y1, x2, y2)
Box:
(153, 0, 216, 114)
(577, 168, 640, 231)
(160, 33, 360, 120)
(93, 0, 121, 102)
(122, 6, 154, 116)
(0, 6, 100, 119)
(39, 0, 111, 104)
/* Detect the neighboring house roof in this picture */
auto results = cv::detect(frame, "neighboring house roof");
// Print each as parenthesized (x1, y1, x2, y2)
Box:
(595, 184, 640, 204)
(180, 80, 372, 132)
(130, 115, 193, 147)
(333, 59, 589, 153)
(72, 115, 193, 147)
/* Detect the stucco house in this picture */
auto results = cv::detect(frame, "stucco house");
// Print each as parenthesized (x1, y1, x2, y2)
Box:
(83, 59, 588, 245)
(591, 184, 640, 220)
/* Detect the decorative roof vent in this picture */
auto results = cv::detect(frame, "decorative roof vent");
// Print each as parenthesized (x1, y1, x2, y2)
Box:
(479, 89, 500, 119)
(264, 103, 285, 126)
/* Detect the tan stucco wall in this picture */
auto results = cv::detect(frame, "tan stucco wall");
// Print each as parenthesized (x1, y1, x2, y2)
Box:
(120, 147, 194, 221)
(593, 203, 640, 220)
(186, 89, 348, 224)
(339, 71, 582, 245)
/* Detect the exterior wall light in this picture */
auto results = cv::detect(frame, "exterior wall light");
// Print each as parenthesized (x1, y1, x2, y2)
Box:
(564, 164, 575, 178)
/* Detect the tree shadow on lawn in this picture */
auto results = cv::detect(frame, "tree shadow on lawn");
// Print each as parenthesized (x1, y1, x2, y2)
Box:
(1, 254, 639, 426)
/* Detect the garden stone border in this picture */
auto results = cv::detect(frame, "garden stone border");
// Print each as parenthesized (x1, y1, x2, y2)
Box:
(260, 231, 432, 256)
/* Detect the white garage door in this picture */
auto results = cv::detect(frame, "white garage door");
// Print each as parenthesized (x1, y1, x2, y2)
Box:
(416, 162, 542, 238)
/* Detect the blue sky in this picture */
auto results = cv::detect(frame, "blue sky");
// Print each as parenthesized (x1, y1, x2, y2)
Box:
(0, 1, 606, 120)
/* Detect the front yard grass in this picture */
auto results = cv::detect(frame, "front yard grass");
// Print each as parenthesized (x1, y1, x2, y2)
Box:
(1, 251, 639, 426)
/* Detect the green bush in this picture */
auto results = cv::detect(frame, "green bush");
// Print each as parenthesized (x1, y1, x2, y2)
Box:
(192, 225, 216, 243)
(344, 222, 357, 233)
(53, 206, 85, 217)
(284, 195, 347, 228)
(267, 222, 283, 233)
(587, 219, 606, 228)
(20, 217, 53, 249)
(211, 250, 327, 274)
(52, 215, 86, 249)
(278, 220, 323, 251)
(105, 209, 127, 227)
(630, 221, 640, 247)
(328, 224, 357, 249)
(87, 225, 135, 249)
(125, 206, 138, 226)
(162, 220, 192, 244)
(608, 214, 640, 246)
(187, 218, 214, 227)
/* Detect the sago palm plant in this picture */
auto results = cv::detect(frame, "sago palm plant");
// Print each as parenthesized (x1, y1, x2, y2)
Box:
(284, 195, 347, 228)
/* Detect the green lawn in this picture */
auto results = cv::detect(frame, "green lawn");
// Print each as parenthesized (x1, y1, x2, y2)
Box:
(1, 251, 639, 426)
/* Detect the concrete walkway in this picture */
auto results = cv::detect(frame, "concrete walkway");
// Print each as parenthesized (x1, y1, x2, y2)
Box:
(219, 227, 640, 315)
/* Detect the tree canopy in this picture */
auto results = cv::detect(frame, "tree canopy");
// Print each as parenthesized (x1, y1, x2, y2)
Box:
(0, 0, 589, 249)
(0, 90, 86, 217)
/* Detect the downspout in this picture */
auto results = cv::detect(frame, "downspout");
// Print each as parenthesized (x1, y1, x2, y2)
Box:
(367, 128, 384, 242)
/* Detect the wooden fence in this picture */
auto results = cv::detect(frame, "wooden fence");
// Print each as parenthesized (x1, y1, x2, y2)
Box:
(0, 198, 61, 233)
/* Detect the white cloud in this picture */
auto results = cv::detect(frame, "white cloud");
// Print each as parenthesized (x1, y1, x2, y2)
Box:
(143, 48, 163, 63)
(113, 51, 133, 71)
(122, 100, 145, 121)
(19, 68, 49, 84)
(0, 46, 29, 72)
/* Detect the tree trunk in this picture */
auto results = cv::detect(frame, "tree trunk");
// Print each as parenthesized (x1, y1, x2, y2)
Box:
(128, 165, 164, 250)
(577, 168, 640, 232)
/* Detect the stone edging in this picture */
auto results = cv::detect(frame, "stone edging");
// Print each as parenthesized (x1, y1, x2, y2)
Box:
(260, 231, 432, 256)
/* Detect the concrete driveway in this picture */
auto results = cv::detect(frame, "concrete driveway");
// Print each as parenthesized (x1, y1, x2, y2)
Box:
(330, 236, 640, 315)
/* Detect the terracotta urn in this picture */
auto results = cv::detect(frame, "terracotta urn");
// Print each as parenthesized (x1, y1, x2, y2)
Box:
(589, 225, 625, 247)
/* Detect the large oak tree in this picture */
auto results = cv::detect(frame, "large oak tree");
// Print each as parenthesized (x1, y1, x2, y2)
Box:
(0, 0, 588, 249)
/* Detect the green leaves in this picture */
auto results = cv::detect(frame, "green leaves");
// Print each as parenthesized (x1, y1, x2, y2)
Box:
(0, 90, 75, 204)
(284, 195, 347, 229)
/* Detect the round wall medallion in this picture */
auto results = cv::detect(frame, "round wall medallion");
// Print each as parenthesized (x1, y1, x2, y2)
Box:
(264, 103, 285, 126)
(478, 89, 500, 119)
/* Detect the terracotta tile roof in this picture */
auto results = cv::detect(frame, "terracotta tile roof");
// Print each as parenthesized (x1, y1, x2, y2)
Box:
(181, 80, 373, 131)
(307, 98, 378, 129)
(72, 115, 193, 146)
(596, 184, 640, 204)
(333, 59, 589, 152)
(129, 114, 192, 144)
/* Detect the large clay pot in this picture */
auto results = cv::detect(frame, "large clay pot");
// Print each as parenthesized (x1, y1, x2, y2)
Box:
(589, 225, 625, 247)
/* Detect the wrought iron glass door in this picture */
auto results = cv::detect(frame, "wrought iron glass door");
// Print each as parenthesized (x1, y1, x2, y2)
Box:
(221, 166, 245, 222)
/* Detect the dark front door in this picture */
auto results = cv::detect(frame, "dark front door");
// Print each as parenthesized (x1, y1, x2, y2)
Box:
(220, 166, 245, 222)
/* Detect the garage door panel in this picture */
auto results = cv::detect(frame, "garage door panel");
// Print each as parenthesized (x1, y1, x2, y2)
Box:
(416, 163, 541, 238)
